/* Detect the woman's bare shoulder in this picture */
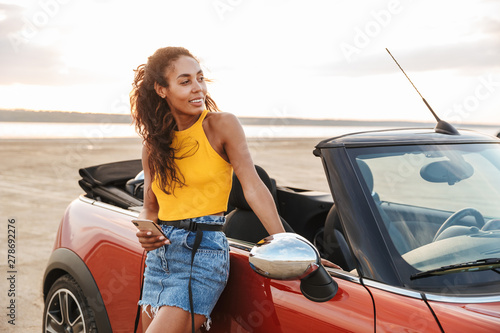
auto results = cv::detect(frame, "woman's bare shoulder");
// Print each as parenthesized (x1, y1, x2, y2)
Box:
(206, 111, 238, 124)
(204, 111, 246, 148)
(205, 111, 241, 132)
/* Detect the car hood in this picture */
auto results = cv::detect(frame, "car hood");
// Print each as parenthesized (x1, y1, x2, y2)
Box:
(428, 301, 500, 332)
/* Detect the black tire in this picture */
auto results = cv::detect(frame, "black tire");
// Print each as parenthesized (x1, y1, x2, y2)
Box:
(43, 274, 98, 333)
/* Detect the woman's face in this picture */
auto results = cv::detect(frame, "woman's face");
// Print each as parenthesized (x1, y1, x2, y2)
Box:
(162, 55, 207, 116)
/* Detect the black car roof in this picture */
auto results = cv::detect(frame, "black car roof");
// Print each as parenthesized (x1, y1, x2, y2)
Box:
(315, 128, 500, 149)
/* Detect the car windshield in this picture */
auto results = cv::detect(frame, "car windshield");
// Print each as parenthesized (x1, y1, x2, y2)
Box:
(350, 143, 500, 294)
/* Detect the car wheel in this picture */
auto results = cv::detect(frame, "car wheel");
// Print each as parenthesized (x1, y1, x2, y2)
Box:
(43, 274, 97, 333)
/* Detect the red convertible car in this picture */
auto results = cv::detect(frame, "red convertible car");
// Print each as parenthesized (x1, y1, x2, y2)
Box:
(43, 124, 500, 332)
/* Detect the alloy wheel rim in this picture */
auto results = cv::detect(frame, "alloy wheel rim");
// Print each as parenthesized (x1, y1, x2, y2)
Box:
(45, 288, 85, 333)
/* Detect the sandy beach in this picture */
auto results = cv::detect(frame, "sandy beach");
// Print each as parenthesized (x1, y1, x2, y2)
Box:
(0, 136, 328, 332)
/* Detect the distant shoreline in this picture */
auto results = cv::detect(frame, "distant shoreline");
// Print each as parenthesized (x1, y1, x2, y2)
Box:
(0, 108, 498, 128)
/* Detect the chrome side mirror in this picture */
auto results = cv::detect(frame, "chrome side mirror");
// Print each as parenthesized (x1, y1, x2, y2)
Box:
(249, 233, 337, 302)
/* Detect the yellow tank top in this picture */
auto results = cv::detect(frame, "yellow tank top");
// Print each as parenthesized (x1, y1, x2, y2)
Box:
(152, 110, 233, 220)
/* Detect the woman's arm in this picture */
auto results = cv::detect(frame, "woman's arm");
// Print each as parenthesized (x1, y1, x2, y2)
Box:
(139, 145, 160, 220)
(213, 113, 286, 235)
(213, 114, 341, 269)
(207, 113, 342, 269)
(136, 145, 170, 250)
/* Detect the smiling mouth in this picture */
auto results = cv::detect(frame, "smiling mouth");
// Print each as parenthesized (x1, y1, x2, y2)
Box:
(189, 98, 203, 103)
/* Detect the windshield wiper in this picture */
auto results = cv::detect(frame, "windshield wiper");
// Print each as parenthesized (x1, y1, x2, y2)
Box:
(410, 258, 500, 280)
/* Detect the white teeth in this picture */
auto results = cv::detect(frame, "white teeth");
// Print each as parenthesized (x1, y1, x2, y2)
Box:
(190, 99, 202, 103)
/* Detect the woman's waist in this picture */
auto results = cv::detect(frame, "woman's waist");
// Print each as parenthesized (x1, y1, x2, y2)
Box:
(157, 215, 225, 232)
(159, 214, 224, 224)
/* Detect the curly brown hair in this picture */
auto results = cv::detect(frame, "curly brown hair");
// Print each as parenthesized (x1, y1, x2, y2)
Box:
(130, 46, 220, 194)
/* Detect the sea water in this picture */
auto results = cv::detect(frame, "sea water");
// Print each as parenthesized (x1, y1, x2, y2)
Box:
(1, 122, 499, 140)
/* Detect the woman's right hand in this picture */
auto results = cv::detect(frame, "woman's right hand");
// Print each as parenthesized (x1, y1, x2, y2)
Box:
(136, 230, 170, 251)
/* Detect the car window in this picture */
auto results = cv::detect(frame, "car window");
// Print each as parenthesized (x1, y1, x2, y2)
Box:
(349, 143, 500, 294)
(363, 147, 500, 217)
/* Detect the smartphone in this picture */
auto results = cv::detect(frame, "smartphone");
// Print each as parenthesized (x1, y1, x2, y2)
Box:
(131, 219, 166, 238)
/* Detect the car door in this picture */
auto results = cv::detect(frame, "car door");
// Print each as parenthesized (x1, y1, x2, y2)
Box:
(364, 283, 442, 332)
(209, 243, 374, 332)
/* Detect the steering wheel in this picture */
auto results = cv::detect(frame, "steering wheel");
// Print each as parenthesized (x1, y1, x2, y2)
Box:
(433, 207, 485, 242)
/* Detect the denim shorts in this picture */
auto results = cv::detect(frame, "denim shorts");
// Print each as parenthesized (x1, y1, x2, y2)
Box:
(138, 215, 229, 329)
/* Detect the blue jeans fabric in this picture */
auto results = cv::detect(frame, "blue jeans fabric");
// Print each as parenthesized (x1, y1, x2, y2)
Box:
(138, 215, 229, 328)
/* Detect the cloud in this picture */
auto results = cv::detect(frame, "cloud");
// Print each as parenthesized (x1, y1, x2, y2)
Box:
(476, 16, 500, 38)
(0, 4, 52, 83)
(1, 0, 499, 88)
(306, 0, 500, 78)
(0, 2, 116, 86)
(310, 37, 500, 78)
(0, 3, 64, 84)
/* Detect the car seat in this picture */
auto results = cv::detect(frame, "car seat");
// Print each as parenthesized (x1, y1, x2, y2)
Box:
(223, 165, 294, 243)
(79, 159, 143, 209)
(125, 170, 144, 200)
(322, 205, 357, 271)
(323, 160, 420, 269)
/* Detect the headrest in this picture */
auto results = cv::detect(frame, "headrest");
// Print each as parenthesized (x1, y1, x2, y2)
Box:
(357, 159, 374, 193)
(229, 165, 273, 211)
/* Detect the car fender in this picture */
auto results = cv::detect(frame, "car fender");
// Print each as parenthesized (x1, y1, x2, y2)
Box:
(428, 299, 500, 332)
(42, 247, 112, 332)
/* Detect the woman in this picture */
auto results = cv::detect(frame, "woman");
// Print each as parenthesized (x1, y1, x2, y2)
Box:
(130, 46, 286, 333)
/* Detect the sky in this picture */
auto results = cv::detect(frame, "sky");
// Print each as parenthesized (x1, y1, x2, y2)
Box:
(0, 0, 499, 124)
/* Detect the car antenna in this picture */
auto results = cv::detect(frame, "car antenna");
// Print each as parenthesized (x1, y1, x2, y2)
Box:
(385, 48, 459, 135)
